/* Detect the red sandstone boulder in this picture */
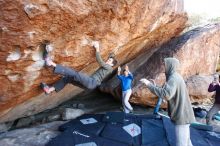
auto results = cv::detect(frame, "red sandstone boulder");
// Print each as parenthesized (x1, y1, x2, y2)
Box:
(185, 75, 215, 104)
(0, 0, 187, 122)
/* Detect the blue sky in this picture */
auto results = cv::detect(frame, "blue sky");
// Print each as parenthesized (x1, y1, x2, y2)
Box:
(184, 0, 220, 18)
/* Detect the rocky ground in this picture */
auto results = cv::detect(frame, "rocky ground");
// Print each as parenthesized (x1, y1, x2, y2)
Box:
(0, 91, 156, 146)
(0, 90, 219, 146)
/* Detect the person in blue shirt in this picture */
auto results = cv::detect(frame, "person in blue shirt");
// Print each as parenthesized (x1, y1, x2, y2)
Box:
(117, 65, 134, 113)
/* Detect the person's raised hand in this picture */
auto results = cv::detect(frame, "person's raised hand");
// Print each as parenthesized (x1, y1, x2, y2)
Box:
(92, 41, 100, 52)
(140, 78, 150, 85)
(212, 75, 219, 85)
(118, 66, 121, 72)
(125, 64, 129, 71)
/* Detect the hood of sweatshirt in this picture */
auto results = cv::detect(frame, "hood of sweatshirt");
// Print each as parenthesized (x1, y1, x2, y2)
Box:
(164, 57, 180, 79)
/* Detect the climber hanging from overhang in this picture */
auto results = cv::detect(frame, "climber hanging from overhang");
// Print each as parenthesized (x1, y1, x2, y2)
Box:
(40, 41, 118, 94)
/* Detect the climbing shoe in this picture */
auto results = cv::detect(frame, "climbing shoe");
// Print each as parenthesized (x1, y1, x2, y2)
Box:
(40, 82, 50, 95)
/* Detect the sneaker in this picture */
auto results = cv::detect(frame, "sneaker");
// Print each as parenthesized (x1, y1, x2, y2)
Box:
(40, 82, 50, 95)
(129, 109, 134, 114)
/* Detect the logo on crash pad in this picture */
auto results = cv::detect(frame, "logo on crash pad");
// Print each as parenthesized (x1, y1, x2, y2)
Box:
(123, 123, 141, 137)
(80, 118, 98, 125)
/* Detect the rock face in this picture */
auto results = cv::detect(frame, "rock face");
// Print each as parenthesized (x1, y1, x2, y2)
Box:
(62, 108, 85, 120)
(0, 0, 187, 123)
(185, 75, 215, 104)
(0, 121, 64, 146)
(100, 24, 220, 107)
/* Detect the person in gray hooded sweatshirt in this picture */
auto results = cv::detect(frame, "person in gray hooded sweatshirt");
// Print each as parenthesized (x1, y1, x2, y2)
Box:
(140, 57, 195, 146)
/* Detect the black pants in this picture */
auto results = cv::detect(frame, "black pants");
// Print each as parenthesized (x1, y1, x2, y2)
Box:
(53, 65, 99, 92)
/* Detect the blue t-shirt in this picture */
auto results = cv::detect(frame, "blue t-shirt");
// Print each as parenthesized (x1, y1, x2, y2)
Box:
(117, 73, 133, 91)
